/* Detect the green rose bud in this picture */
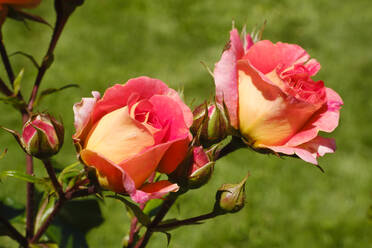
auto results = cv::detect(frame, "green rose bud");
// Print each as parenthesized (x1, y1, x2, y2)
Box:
(214, 174, 248, 214)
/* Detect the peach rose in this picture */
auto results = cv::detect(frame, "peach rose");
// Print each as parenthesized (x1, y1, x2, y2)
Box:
(214, 28, 343, 164)
(73, 76, 193, 203)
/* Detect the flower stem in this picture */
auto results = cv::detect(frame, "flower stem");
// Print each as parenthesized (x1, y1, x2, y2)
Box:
(27, 8, 69, 111)
(0, 215, 28, 247)
(0, 31, 14, 84)
(135, 193, 178, 248)
(30, 199, 63, 244)
(25, 154, 35, 241)
(42, 159, 65, 200)
(153, 212, 218, 231)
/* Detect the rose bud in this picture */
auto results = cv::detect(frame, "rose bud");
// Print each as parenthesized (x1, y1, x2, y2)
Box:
(0, 0, 41, 26)
(214, 28, 343, 165)
(188, 146, 214, 189)
(21, 114, 64, 159)
(214, 174, 248, 214)
(73, 77, 193, 204)
(191, 102, 229, 147)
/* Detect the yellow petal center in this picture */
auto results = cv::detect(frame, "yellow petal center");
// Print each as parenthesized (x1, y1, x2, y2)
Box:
(85, 106, 155, 164)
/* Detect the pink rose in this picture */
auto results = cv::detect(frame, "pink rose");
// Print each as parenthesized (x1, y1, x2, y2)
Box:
(73, 76, 193, 203)
(214, 28, 343, 164)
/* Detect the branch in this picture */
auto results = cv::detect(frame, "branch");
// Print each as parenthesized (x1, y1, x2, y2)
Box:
(0, 77, 12, 96)
(0, 215, 28, 247)
(27, 15, 67, 111)
(0, 31, 15, 84)
(42, 159, 65, 200)
(153, 212, 218, 231)
(135, 193, 178, 248)
(25, 154, 35, 241)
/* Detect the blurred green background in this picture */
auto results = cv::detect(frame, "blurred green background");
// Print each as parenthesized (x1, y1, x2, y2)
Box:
(1, 0, 372, 247)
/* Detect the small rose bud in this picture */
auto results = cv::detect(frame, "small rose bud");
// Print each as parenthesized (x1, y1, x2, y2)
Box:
(214, 174, 248, 214)
(191, 102, 229, 147)
(21, 114, 64, 158)
(188, 146, 214, 189)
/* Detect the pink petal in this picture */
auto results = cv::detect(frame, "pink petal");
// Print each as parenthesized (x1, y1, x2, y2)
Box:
(131, 181, 179, 204)
(243, 40, 310, 74)
(214, 28, 244, 129)
(92, 77, 171, 123)
(157, 136, 190, 174)
(285, 88, 343, 147)
(73, 91, 100, 140)
(267, 136, 336, 165)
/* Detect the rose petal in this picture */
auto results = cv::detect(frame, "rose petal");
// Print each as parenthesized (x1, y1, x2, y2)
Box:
(243, 40, 310, 74)
(118, 142, 172, 188)
(80, 149, 129, 193)
(73, 91, 100, 141)
(92, 77, 172, 123)
(130, 181, 179, 204)
(267, 136, 336, 165)
(285, 88, 343, 147)
(214, 28, 244, 129)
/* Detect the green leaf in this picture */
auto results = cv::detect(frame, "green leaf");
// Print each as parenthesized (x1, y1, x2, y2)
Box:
(0, 170, 49, 186)
(30, 243, 59, 248)
(33, 84, 79, 107)
(10, 51, 40, 69)
(13, 68, 24, 96)
(162, 231, 171, 247)
(0, 149, 7, 159)
(35, 194, 57, 232)
(0, 96, 27, 110)
(57, 161, 81, 182)
(143, 198, 163, 217)
(107, 194, 151, 227)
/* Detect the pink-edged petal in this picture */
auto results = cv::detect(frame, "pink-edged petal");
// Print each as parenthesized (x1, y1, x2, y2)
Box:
(157, 136, 190, 174)
(190, 146, 209, 174)
(73, 91, 100, 140)
(243, 40, 310, 74)
(285, 88, 343, 147)
(80, 149, 129, 193)
(166, 88, 193, 128)
(214, 28, 244, 129)
(149, 95, 191, 140)
(92, 77, 171, 123)
(267, 136, 336, 165)
(130, 181, 179, 204)
(118, 142, 172, 189)
(305, 58, 321, 76)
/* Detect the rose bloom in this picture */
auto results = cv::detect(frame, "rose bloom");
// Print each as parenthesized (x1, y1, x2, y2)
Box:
(0, 0, 41, 25)
(214, 29, 343, 164)
(73, 77, 193, 203)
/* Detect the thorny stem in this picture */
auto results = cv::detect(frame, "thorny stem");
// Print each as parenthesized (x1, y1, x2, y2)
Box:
(25, 155, 35, 241)
(0, 215, 28, 247)
(0, 77, 12, 96)
(30, 185, 98, 244)
(135, 193, 178, 248)
(42, 159, 65, 200)
(27, 11, 69, 111)
(153, 212, 219, 231)
(0, 31, 15, 84)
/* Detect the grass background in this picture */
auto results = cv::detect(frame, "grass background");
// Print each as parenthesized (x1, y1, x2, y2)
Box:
(1, 0, 372, 247)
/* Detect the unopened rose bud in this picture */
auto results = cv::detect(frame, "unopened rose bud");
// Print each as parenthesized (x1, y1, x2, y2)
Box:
(214, 174, 248, 214)
(21, 114, 64, 158)
(188, 146, 214, 189)
(191, 102, 229, 146)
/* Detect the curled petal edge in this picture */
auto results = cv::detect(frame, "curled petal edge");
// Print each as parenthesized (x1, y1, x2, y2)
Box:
(265, 136, 336, 165)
